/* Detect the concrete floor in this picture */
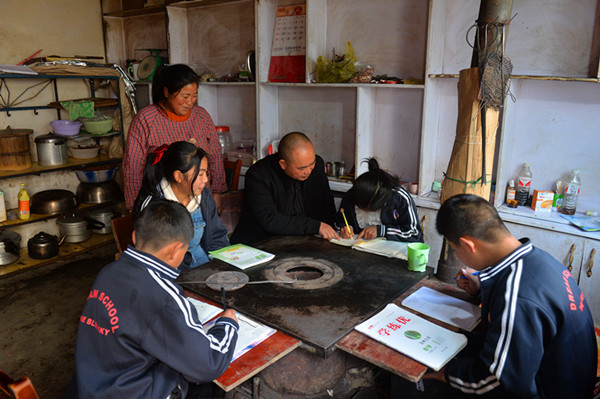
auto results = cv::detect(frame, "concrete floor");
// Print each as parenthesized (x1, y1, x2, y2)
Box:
(0, 246, 114, 398)
(0, 244, 391, 399)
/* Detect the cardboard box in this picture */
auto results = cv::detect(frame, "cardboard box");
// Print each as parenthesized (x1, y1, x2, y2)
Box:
(531, 190, 554, 212)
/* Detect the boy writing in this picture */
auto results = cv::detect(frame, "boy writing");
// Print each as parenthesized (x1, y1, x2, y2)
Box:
(67, 199, 238, 398)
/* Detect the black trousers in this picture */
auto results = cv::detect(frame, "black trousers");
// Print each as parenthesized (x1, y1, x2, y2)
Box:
(391, 375, 507, 399)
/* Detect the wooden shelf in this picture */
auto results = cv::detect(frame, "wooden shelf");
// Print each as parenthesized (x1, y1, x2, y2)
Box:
(261, 82, 425, 89)
(428, 73, 600, 83)
(0, 233, 115, 279)
(0, 155, 121, 180)
(103, 5, 166, 18)
(1, 200, 124, 229)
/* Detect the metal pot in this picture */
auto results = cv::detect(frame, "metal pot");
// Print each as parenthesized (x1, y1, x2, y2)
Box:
(27, 232, 64, 259)
(56, 216, 105, 243)
(88, 209, 116, 234)
(30, 189, 78, 215)
(76, 181, 123, 204)
(35, 133, 68, 166)
(0, 230, 21, 265)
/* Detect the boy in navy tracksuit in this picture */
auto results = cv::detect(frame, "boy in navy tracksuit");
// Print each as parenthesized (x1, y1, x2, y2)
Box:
(394, 194, 596, 398)
(66, 199, 239, 398)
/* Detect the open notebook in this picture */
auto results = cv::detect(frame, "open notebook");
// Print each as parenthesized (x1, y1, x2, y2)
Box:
(188, 297, 276, 362)
(401, 287, 481, 331)
(330, 237, 408, 260)
(355, 304, 467, 371)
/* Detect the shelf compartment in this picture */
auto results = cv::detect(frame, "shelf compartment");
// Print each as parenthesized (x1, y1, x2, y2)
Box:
(1, 200, 124, 229)
(0, 233, 116, 279)
(0, 155, 121, 180)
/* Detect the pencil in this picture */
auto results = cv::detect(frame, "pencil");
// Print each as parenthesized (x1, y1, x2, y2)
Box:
(340, 208, 351, 235)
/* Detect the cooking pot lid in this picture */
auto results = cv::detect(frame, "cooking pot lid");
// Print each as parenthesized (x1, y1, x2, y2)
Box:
(29, 231, 58, 245)
(0, 126, 34, 137)
(32, 189, 76, 202)
(35, 133, 67, 144)
(57, 216, 87, 226)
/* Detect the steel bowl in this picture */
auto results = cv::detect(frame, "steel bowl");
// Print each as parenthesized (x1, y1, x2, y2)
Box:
(76, 181, 123, 204)
(30, 189, 78, 215)
(75, 166, 117, 183)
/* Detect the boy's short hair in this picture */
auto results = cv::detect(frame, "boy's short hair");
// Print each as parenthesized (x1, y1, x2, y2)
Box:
(134, 199, 194, 252)
(436, 194, 509, 245)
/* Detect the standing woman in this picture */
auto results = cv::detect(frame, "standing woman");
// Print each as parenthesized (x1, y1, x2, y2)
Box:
(134, 141, 229, 268)
(336, 158, 423, 242)
(124, 64, 227, 212)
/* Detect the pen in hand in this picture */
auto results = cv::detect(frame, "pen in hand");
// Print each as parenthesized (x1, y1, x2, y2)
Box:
(454, 271, 480, 280)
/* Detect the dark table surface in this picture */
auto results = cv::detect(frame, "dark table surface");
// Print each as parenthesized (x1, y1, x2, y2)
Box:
(177, 235, 432, 357)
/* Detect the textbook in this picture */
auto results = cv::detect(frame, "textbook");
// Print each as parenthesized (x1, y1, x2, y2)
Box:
(331, 237, 408, 260)
(206, 313, 276, 362)
(401, 286, 481, 331)
(355, 304, 467, 371)
(209, 244, 275, 270)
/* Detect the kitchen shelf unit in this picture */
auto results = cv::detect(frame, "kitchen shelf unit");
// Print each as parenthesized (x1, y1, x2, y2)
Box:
(0, 72, 126, 278)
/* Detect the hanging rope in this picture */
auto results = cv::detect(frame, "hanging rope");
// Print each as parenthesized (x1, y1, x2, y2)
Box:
(443, 172, 490, 193)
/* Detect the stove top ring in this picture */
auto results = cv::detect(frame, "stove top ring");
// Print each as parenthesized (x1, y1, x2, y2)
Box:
(263, 256, 344, 290)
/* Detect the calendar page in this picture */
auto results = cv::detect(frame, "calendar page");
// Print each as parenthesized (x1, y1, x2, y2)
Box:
(268, 4, 306, 83)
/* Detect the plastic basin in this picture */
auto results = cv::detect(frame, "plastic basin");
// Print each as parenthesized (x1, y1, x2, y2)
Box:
(50, 120, 82, 136)
(82, 118, 114, 134)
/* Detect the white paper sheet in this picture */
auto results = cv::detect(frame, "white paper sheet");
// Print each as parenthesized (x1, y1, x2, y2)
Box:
(401, 286, 481, 331)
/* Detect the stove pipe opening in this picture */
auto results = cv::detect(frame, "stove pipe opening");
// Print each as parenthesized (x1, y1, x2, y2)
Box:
(285, 266, 324, 281)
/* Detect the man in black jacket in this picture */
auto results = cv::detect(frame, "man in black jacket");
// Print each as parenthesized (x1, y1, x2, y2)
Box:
(231, 132, 340, 244)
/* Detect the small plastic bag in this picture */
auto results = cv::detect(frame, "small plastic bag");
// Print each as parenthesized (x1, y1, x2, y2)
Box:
(316, 41, 357, 83)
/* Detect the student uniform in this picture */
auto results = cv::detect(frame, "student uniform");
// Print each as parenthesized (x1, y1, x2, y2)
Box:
(446, 239, 597, 398)
(66, 247, 238, 398)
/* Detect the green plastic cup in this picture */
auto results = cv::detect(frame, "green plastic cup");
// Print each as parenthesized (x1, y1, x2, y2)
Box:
(407, 243, 430, 272)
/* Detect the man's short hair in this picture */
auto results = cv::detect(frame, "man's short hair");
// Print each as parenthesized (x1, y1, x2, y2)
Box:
(436, 194, 510, 245)
(278, 132, 312, 162)
(134, 199, 194, 252)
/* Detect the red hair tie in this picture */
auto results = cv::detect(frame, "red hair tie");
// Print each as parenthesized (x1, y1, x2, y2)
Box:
(151, 144, 169, 165)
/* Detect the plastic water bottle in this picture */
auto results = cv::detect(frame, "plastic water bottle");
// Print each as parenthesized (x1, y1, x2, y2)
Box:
(562, 169, 581, 215)
(516, 163, 532, 206)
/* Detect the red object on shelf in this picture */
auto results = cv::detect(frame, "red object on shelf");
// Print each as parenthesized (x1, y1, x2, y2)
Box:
(268, 5, 306, 83)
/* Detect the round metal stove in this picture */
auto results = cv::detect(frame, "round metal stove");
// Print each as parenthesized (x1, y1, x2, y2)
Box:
(263, 257, 344, 290)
